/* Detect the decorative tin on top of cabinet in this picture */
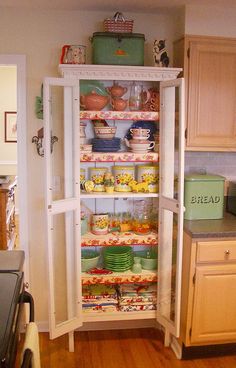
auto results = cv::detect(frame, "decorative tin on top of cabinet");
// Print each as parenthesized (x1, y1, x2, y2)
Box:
(174, 35, 236, 151)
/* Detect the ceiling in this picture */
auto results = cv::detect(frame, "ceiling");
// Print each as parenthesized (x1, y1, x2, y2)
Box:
(0, 0, 235, 12)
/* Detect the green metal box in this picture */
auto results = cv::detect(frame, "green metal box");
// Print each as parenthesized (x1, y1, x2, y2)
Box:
(91, 32, 145, 66)
(184, 174, 225, 220)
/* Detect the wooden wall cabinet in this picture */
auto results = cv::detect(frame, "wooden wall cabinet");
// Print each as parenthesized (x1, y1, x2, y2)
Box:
(174, 35, 236, 151)
(0, 176, 17, 250)
(181, 232, 236, 347)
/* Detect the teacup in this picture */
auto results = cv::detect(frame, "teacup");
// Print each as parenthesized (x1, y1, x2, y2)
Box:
(130, 128, 150, 140)
(126, 139, 155, 152)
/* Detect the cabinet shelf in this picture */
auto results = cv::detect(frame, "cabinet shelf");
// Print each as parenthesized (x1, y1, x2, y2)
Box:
(80, 110, 159, 121)
(80, 191, 158, 199)
(82, 309, 156, 322)
(80, 151, 159, 162)
(82, 269, 157, 286)
(81, 230, 158, 247)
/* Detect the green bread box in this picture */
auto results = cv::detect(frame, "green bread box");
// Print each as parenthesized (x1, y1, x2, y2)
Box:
(91, 32, 145, 66)
(184, 174, 225, 220)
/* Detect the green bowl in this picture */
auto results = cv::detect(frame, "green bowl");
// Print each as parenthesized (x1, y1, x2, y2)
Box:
(134, 251, 157, 270)
(141, 257, 157, 270)
(81, 250, 100, 272)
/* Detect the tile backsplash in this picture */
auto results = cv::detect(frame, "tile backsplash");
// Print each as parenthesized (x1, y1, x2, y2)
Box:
(184, 152, 236, 181)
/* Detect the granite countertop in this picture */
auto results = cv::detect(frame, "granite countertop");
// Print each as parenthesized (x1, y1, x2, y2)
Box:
(184, 211, 236, 238)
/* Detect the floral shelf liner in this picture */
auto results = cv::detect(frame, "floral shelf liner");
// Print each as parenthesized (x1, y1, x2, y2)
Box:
(80, 151, 159, 162)
(80, 110, 159, 121)
(81, 231, 158, 247)
(82, 270, 157, 285)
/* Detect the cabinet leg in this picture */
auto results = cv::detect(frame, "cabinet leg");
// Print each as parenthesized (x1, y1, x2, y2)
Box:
(68, 331, 74, 352)
(164, 330, 170, 346)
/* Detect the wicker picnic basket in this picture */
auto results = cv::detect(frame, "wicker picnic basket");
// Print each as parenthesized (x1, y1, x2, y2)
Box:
(104, 12, 134, 33)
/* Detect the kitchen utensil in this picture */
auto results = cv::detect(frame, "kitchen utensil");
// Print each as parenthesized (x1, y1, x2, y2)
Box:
(60, 44, 86, 64)
(80, 91, 109, 110)
(106, 83, 128, 98)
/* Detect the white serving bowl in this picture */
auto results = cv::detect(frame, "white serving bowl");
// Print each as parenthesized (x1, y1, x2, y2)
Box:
(128, 140, 155, 152)
(94, 126, 117, 140)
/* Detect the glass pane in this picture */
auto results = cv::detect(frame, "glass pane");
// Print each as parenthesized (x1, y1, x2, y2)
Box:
(51, 210, 78, 327)
(158, 208, 178, 325)
(161, 85, 180, 200)
(49, 85, 76, 201)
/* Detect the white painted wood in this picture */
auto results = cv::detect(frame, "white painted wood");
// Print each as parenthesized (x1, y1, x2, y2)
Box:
(45, 65, 184, 344)
(59, 64, 182, 81)
(157, 78, 185, 338)
(0, 55, 29, 283)
(44, 77, 82, 340)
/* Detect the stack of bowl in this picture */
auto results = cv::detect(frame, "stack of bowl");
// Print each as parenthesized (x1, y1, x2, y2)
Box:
(92, 126, 120, 152)
(125, 127, 155, 153)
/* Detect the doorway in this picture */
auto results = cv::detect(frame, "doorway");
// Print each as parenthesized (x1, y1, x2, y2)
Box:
(0, 55, 29, 281)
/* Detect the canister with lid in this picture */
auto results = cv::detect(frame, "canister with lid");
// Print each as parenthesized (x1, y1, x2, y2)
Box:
(89, 167, 107, 192)
(113, 165, 135, 192)
(137, 165, 159, 193)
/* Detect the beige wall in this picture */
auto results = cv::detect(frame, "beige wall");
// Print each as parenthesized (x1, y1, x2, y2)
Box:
(0, 66, 17, 165)
(0, 7, 184, 327)
(185, 5, 236, 36)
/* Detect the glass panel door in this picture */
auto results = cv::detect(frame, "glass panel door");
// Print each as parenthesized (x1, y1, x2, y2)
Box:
(44, 77, 82, 339)
(157, 78, 185, 337)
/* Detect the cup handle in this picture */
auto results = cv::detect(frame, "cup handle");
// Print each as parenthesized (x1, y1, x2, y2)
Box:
(148, 141, 155, 149)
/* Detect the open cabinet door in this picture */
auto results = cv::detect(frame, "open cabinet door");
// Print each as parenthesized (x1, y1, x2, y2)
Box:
(157, 78, 185, 338)
(44, 77, 82, 339)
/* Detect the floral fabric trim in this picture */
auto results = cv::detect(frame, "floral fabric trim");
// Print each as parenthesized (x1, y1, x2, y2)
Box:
(80, 110, 159, 121)
(80, 151, 159, 163)
(81, 231, 158, 247)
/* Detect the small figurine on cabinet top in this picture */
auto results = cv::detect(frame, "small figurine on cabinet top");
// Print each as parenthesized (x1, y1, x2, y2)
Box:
(153, 39, 169, 67)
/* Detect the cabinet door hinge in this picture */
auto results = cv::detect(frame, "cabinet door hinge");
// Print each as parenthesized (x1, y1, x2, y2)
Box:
(187, 47, 190, 58)
(192, 273, 196, 284)
(184, 128, 187, 139)
(189, 328, 192, 337)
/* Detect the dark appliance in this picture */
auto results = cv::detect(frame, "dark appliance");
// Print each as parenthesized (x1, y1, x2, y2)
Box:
(0, 251, 34, 368)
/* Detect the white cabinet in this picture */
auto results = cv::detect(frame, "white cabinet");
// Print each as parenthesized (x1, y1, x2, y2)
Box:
(43, 65, 185, 350)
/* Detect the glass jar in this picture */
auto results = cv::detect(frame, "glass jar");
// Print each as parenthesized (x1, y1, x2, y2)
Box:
(132, 200, 152, 235)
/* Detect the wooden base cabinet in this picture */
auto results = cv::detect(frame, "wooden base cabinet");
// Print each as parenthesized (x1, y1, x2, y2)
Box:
(181, 232, 236, 347)
(174, 35, 236, 151)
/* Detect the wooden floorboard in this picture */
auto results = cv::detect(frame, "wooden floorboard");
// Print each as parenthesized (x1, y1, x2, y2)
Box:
(15, 328, 236, 368)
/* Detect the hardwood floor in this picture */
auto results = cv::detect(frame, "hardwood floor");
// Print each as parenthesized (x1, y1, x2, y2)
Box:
(16, 328, 236, 368)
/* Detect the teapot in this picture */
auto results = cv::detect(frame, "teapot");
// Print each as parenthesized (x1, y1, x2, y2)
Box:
(80, 91, 109, 111)
(111, 98, 128, 111)
(106, 83, 128, 98)
(60, 44, 86, 64)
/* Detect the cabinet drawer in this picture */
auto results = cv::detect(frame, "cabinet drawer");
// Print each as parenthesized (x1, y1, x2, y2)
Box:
(197, 241, 236, 262)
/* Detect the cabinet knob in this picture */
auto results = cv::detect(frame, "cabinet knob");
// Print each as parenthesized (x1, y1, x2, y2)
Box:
(225, 249, 230, 256)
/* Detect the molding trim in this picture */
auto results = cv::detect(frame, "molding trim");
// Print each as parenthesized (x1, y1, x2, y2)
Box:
(0, 161, 17, 165)
(0, 55, 29, 284)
